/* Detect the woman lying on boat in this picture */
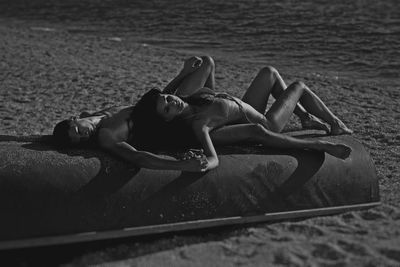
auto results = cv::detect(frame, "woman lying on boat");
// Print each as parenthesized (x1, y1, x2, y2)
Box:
(53, 56, 352, 172)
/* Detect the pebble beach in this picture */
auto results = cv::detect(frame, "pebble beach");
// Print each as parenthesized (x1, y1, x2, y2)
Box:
(1, 1, 400, 266)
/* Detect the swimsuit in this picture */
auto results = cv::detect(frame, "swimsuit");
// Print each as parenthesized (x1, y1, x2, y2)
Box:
(194, 89, 253, 124)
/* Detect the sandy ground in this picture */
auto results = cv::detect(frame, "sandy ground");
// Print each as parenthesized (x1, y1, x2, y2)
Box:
(1, 20, 400, 266)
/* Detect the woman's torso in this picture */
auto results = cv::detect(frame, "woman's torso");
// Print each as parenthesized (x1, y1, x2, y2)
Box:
(188, 90, 266, 130)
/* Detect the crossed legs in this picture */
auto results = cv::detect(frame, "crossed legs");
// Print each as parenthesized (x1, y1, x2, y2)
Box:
(208, 63, 352, 158)
(264, 81, 353, 134)
(172, 58, 351, 135)
(242, 66, 352, 135)
(169, 56, 352, 159)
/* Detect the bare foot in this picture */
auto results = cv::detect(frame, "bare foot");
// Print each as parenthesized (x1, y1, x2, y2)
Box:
(301, 114, 330, 132)
(330, 119, 353, 135)
(323, 142, 352, 159)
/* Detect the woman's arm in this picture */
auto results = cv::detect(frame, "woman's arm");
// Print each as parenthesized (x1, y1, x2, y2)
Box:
(163, 56, 203, 95)
(192, 122, 219, 171)
(104, 141, 184, 170)
(98, 130, 207, 171)
(162, 71, 188, 95)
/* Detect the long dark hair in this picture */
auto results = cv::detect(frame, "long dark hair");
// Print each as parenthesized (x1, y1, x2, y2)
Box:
(129, 88, 214, 151)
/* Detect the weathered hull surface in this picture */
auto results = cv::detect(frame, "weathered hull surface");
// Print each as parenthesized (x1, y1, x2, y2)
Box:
(0, 132, 379, 249)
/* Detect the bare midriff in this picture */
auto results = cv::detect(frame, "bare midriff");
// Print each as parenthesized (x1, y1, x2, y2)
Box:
(190, 95, 267, 130)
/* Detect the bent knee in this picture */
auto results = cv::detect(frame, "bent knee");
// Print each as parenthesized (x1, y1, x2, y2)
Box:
(258, 66, 278, 78)
(201, 55, 215, 70)
(291, 80, 306, 89)
(286, 81, 306, 95)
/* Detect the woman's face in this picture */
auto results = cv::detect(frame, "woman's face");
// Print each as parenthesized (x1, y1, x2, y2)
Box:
(68, 117, 95, 144)
(156, 93, 186, 121)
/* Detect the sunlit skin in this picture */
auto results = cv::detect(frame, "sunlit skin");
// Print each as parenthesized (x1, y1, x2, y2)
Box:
(59, 56, 352, 172)
(65, 57, 205, 146)
(153, 89, 352, 172)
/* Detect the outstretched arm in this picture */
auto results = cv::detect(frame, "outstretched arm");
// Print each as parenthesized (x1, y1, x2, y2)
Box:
(98, 130, 207, 171)
(163, 56, 204, 95)
(104, 141, 184, 170)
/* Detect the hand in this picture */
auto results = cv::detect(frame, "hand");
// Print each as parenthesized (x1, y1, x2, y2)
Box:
(178, 149, 205, 160)
(181, 152, 208, 172)
(181, 56, 203, 75)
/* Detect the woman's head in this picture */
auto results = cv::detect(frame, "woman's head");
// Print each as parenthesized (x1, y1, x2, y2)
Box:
(53, 116, 96, 147)
(136, 88, 214, 122)
(130, 88, 200, 150)
(156, 92, 188, 121)
(133, 88, 189, 122)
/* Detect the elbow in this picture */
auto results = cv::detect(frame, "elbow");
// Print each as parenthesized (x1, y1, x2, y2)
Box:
(208, 156, 219, 170)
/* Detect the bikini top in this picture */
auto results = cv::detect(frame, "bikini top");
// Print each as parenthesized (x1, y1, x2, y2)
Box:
(192, 88, 252, 123)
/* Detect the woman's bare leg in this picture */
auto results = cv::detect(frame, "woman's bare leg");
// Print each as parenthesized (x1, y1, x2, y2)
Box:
(175, 56, 215, 96)
(242, 66, 329, 131)
(210, 123, 351, 159)
(265, 81, 353, 134)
